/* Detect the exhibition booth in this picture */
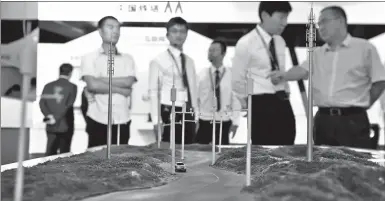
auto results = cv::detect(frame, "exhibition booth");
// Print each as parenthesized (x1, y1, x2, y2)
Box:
(1, 25, 39, 164)
(1, 2, 385, 164)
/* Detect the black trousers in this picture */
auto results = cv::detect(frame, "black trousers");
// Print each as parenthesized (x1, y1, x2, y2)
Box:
(251, 93, 296, 145)
(45, 132, 73, 156)
(314, 109, 371, 149)
(161, 104, 195, 144)
(87, 117, 131, 148)
(196, 119, 232, 145)
(45, 110, 74, 156)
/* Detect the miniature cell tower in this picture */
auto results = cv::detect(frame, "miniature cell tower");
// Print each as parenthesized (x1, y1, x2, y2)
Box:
(106, 40, 115, 159)
(306, 3, 317, 162)
(245, 67, 253, 186)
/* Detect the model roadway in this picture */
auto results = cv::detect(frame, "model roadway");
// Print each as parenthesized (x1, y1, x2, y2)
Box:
(82, 151, 255, 201)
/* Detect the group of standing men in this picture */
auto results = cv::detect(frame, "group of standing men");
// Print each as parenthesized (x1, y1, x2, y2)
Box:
(264, 3, 385, 148)
(248, 2, 385, 148)
(148, 17, 241, 146)
(40, 1, 385, 154)
(79, 15, 241, 148)
(233, 2, 385, 149)
(78, 15, 239, 148)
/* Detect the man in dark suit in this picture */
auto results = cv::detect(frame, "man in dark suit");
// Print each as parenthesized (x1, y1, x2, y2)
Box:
(39, 63, 77, 156)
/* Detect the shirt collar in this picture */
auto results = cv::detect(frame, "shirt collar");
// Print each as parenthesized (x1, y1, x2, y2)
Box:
(211, 65, 225, 73)
(59, 75, 69, 80)
(98, 47, 121, 55)
(168, 45, 182, 57)
(324, 34, 352, 51)
(256, 25, 273, 44)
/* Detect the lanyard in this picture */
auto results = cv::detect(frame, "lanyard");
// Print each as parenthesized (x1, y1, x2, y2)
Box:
(209, 68, 226, 91)
(167, 49, 184, 78)
(255, 27, 280, 70)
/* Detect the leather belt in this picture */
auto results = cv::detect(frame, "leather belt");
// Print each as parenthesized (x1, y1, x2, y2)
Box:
(275, 90, 289, 101)
(318, 107, 365, 116)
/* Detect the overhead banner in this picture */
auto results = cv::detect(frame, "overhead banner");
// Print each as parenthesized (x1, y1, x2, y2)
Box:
(37, 2, 385, 24)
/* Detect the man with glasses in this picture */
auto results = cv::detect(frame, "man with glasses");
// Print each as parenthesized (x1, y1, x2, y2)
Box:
(270, 6, 385, 148)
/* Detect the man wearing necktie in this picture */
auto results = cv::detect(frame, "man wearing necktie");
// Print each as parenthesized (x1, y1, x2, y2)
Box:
(196, 39, 241, 145)
(149, 17, 198, 144)
(232, 2, 296, 145)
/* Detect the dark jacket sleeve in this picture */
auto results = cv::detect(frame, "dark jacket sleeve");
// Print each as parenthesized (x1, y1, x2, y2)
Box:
(39, 85, 51, 117)
(54, 84, 78, 122)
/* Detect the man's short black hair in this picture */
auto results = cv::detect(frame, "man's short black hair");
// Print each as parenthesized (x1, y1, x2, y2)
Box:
(321, 6, 348, 25)
(59, 63, 73, 76)
(258, 1, 292, 21)
(97, 16, 119, 28)
(211, 38, 227, 54)
(166, 17, 189, 31)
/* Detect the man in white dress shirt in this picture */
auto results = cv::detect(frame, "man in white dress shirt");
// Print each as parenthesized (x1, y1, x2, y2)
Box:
(80, 16, 137, 147)
(196, 39, 241, 145)
(270, 7, 385, 148)
(380, 62, 385, 145)
(149, 17, 198, 144)
(232, 2, 296, 145)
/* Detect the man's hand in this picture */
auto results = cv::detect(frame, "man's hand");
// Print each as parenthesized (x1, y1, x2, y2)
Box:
(269, 71, 286, 85)
(46, 114, 56, 125)
(118, 88, 132, 97)
(230, 125, 239, 138)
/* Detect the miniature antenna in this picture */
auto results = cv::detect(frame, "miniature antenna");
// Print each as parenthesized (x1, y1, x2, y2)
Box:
(306, 2, 317, 162)
(211, 70, 218, 165)
(106, 39, 115, 159)
(170, 51, 177, 174)
(246, 67, 253, 186)
(157, 69, 162, 149)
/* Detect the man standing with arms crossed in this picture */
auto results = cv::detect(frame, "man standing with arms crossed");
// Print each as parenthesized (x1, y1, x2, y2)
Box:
(149, 17, 198, 145)
(270, 6, 385, 149)
(196, 39, 241, 145)
(232, 2, 296, 145)
(80, 16, 137, 147)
